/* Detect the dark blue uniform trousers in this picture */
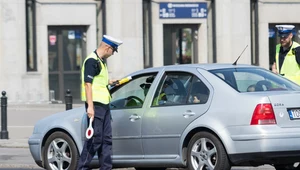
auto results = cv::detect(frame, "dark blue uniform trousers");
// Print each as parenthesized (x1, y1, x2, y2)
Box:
(77, 103, 112, 170)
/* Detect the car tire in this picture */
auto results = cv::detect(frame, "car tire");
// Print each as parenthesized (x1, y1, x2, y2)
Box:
(187, 132, 231, 170)
(43, 131, 79, 170)
(274, 163, 300, 170)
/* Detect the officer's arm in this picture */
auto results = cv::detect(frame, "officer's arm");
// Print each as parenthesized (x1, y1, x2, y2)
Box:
(84, 58, 100, 107)
(294, 46, 300, 65)
(85, 83, 93, 108)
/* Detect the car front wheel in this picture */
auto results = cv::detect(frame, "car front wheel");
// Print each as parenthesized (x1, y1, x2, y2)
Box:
(43, 131, 79, 170)
(187, 132, 231, 170)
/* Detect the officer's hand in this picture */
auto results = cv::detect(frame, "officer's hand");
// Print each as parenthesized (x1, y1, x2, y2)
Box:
(109, 79, 119, 86)
(87, 107, 95, 120)
(271, 62, 278, 74)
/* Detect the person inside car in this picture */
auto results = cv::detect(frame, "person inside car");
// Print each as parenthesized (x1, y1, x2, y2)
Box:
(247, 84, 256, 92)
(189, 81, 209, 104)
(152, 79, 173, 106)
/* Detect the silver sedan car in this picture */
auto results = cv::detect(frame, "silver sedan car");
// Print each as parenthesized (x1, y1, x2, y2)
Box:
(29, 64, 300, 170)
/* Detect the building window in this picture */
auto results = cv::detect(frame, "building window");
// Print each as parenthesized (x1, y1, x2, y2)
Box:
(26, 0, 37, 71)
(143, 0, 153, 68)
(268, 23, 300, 70)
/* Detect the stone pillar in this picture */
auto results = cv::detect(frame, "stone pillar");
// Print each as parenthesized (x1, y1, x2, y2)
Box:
(105, 0, 144, 79)
(216, 0, 251, 64)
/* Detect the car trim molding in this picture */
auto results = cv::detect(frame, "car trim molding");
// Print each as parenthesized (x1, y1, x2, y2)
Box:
(231, 132, 300, 141)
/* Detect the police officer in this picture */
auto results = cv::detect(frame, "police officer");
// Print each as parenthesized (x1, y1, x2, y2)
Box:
(77, 35, 122, 170)
(272, 25, 300, 85)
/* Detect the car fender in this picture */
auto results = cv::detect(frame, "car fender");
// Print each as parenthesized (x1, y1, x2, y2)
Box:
(179, 114, 234, 161)
(41, 107, 85, 155)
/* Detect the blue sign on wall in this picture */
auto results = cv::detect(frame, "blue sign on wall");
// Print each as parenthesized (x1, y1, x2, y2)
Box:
(159, 2, 207, 19)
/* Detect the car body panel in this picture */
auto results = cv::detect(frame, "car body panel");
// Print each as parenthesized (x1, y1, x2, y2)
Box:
(29, 107, 85, 162)
(267, 92, 300, 128)
(111, 108, 143, 159)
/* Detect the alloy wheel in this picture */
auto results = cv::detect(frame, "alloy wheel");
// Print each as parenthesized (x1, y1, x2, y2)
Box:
(190, 138, 217, 170)
(46, 138, 72, 170)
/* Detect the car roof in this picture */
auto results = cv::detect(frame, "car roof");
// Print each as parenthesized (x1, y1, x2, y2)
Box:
(131, 63, 259, 75)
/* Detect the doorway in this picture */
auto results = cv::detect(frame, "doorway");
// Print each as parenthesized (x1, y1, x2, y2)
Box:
(48, 26, 87, 103)
(163, 24, 199, 65)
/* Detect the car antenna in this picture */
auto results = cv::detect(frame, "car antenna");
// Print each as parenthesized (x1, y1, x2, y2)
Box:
(233, 45, 248, 65)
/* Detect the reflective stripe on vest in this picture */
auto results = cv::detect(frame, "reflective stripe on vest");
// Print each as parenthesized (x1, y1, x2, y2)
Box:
(275, 42, 300, 85)
(81, 52, 111, 104)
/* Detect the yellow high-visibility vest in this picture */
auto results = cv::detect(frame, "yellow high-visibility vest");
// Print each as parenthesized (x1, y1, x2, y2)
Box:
(81, 52, 111, 104)
(275, 42, 300, 85)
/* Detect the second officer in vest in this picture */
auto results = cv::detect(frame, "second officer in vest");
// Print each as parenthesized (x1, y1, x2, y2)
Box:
(77, 35, 122, 170)
(272, 25, 300, 85)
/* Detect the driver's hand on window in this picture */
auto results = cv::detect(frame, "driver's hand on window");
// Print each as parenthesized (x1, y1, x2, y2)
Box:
(193, 96, 200, 103)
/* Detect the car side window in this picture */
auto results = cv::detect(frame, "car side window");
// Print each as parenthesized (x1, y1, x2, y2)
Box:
(151, 72, 192, 106)
(110, 74, 156, 109)
(233, 72, 264, 92)
(211, 68, 293, 92)
(188, 77, 210, 104)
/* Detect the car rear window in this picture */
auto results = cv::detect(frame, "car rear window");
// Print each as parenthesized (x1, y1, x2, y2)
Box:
(209, 67, 300, 92)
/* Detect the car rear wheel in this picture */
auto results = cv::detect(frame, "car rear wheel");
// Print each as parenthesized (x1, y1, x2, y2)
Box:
(274, 163, 300, 170)
(187, 132, 231, 170)
(43, 131, 78, 170)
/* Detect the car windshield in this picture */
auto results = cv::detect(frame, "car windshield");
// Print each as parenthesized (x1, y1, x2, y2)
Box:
(209, 67, 300, 92)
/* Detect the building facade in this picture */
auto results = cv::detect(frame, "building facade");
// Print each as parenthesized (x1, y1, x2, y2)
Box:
(1, 0, 300, 103)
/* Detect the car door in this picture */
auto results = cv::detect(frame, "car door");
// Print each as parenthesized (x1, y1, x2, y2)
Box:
(141, 69, 211, 159)
(110, 73, 157, 160)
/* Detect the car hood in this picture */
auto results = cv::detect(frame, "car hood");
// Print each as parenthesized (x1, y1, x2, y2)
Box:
(32, 107, 85, 134)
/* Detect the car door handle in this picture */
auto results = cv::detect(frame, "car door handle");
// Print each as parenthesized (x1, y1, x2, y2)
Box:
(129, 114, 141, 122)
(183, 110, 195, 118)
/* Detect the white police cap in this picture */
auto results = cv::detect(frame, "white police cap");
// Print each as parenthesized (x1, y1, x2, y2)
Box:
(102, 35, 123, 52)
(275, 25, 295, 37)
